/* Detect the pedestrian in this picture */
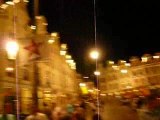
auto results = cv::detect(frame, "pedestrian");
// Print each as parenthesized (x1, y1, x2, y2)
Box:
(51, 106, 63, 120)
(25, 104, 48, 120)
(0, 105, 16, 120)
(92, 109, 102, 120)
(71, 106, 86, 120)
(43, 102, 52, 120)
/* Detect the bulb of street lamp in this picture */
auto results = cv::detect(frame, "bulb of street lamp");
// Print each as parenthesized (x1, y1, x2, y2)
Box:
(6, 41, 19, 59)
(90, 50, 99, 59)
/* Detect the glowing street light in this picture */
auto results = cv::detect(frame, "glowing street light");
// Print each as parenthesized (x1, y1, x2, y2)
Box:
(5, 40, 20, 119)
(89, 49, 101, 92)
(6, 41, 19, 59)
(90, 50, 99, 60)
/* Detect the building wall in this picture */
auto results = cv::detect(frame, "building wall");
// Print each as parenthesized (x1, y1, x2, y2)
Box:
(99, 55, 160, 98)
(0, 1, 82, 114)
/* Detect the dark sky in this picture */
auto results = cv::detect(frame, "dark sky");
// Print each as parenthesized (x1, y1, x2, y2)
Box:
(28, 0, 160, 76)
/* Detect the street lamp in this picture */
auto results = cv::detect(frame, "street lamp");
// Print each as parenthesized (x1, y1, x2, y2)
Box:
(5, 41, 19, 78)
(89, 49, 100, 77)
(89, 49, 100, 85)
(5, 40, 19, 119)
(90, 49, 99, 60)
(89, 49, 101, 107)
(6, 41, 19, 59)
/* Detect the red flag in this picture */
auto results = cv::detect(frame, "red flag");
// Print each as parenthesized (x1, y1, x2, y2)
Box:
(24, 40, 42, 60)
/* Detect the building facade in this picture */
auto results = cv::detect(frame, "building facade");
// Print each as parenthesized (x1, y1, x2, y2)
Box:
(98, 53, 160, 99)
(0, 1, 82, 114)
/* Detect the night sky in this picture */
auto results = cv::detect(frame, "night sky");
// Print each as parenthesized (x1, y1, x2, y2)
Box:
(28, 0, 160, 76)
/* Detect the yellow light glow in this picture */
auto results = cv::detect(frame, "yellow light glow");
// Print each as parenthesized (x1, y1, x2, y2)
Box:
(79, 83, 88, 94)
(79, 83, 86, 87)
(48, 39, 55, 44)
(141, 57, 148, 62)
(71, 66, 76, 70)
(94, 71, 100, 76)
(108, 93, 113, 96)
(5, 67, 14, 72)
(23, 0, 29, 2)
(153, 56, 160, 59)
(120, 60, 126, 63)
(51, 32, 58, 37)
(133, 89, 139, 92)
(90, 50, 99, 59)
(100, 93, 106, 96)
(35, 16, 43, 19)
(125, 63, 131, 67)
(44, 93, 52, 98)
(88, 89, 94, 92)
(60, 50, 66, 56)
(69, 62, 76, 67)
(61, 44, 67, 50)
(114, 92, 120, 95)
(108, 61, 114, 65)
(66, 59, 73, 64)
(6, 41, 19, 59)
(81, 87, 88, 94)
(30, 25, 36, 30)
(83, 76, 89, 79)
(65, 55, 72, 59)
(42, 23, 48, 26)
(0, 4, 9, 9)
(120, 69, 128, 73)
(6, 1, 14, 5)
(126, 85, 132, 89)
(112, 65, 119, 70)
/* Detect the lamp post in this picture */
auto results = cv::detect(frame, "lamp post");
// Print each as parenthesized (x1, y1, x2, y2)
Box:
(89, 49, 100, 82)
(89, 49, 100, 86)
(89, 49, 101, 109)
(6, 40, 20, 120)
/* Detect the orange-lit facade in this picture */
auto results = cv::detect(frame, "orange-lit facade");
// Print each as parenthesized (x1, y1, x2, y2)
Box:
(0, 1, 82, 114)
(98, 53, 160, 99)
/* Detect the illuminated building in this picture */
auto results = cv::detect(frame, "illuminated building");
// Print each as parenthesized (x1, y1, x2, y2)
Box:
(98, 53, 160, 99)
(0, 1, 82, 114)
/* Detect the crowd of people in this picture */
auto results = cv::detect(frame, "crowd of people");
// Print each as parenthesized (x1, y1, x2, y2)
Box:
(24, 100, 102, 120)
(0, 98, 102, 120)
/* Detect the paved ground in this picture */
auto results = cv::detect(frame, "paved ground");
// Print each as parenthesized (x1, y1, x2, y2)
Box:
(85, 97, 160, 120)
(102, 99, 138, 120)
(85, 97, 139, 120)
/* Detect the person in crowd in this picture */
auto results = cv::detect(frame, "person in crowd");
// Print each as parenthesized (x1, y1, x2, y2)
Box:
(43, 102, 52, 120)
(79, 100, 86, 110)
(25, 104, 48, 120)
(57, 108, 71, 120)
(71, 106, 86, 120)
(51, 106, 63, 120)
(0, 105, 16, 120)
(92, 109, 102, 120)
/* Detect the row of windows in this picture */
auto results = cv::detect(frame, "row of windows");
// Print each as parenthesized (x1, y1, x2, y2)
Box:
(105, 64, 160, 81)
